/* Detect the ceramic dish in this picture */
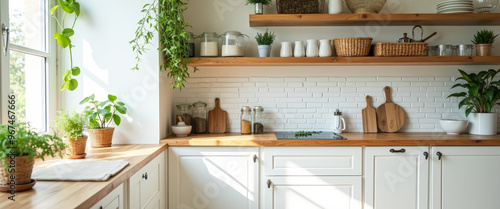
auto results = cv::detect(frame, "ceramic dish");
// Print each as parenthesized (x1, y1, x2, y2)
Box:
(440, 119, 469, 135)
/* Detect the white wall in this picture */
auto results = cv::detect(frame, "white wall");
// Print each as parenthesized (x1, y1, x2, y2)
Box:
(60, 0, 173, 144)
(176, 0, 500, 133)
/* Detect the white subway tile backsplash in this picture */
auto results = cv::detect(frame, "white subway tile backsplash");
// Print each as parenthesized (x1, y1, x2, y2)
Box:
(174, 76, 500, 133)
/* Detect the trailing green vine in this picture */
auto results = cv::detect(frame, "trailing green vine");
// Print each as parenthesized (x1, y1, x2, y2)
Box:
(130, 0, 197, 89)
(51, 0, 80, 91)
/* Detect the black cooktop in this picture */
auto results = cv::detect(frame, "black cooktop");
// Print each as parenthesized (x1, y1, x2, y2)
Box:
(275, 132, 347, 140)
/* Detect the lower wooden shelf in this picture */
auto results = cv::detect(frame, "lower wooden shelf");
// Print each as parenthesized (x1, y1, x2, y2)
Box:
(188, 56, 500, 66)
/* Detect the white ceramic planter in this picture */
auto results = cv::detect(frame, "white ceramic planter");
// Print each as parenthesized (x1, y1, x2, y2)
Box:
(258, 45, 271, 57)
(468, 112, 498, 135)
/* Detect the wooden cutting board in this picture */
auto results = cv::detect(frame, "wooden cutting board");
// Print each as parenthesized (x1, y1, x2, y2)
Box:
(376, 86, 405, 133)
(208, 98, 227, 133)
(362, 95, 378, 133)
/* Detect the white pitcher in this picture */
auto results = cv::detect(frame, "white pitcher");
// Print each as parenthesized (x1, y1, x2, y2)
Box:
(306, 39, 319, 57)
(328, 0, 343, 14)
(319, 39, 332, 57)
(294, 41, 305, 57)
(280, 42, 293, 57)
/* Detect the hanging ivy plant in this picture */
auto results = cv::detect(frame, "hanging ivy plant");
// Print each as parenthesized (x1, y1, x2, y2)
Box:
(130, 0, 198, 89)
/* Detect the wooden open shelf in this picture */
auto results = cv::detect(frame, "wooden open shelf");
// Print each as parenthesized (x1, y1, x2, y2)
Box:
(249, 13, 500, 27)
(189, 56, 500, 66)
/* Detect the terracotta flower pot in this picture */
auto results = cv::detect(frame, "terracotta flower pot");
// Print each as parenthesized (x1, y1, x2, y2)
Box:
(476, 44, 492, 56)
(88, 127, 115, 148)
(0, 155, 35, 185)
(63, 136, 88, 156)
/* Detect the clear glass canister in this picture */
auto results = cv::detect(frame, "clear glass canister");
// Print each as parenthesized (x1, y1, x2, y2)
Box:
(192, 101, 208, 133)
(240, 106, 252, 134)
(253, 106, 265, 134)
(187, 32, 196, 57)
(200, 32, 218, 57)
(176, 104, 192, 125)
(219, 31, 249, 57)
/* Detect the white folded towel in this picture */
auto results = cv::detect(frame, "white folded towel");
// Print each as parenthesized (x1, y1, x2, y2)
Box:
(32, 159, 129, 181)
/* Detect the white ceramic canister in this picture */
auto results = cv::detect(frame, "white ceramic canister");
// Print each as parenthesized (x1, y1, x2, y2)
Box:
(294, 41, 305, 57)
(319, 39, 333, 57)
(306, 39, 319, 57)
(328, 0, 343, 14)
(280, 42, 293, 57)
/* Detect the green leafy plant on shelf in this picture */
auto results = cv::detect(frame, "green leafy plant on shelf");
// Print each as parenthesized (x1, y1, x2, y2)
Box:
(471, 29, 499, 44)
(51, 0, 81, 91)
(448, 69, 500, 117)
(0, 123, 66, 170)
(246, 0, 273, 6)
(295, 131, 322, 138)
(255, 29, 276, 45)
(80, 94, 127, 129)
(55, 109, 87, 139)
(130, 0, 198, 90)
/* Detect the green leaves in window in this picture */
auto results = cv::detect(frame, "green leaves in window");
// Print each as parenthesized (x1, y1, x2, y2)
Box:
(71, 66, 80, 76)
(54, 32, 71, 48)
(62, 28, 74, 37)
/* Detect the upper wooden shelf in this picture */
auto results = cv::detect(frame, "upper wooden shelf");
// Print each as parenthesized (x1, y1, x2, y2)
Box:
(249, 13, 500, 27)
(189, 56, 500, 66)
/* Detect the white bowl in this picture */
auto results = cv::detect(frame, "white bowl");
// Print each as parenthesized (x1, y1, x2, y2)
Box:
(440, 119, 468, 135)
(172, 125, 192, 137)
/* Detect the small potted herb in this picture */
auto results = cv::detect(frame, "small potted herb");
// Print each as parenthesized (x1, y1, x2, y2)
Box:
(255, 29, 276, 57)
(472, 29, 498, 56)
(246, 0, 273, 14)
(80, 94, 127, 147)
(55, 110, 88, 159)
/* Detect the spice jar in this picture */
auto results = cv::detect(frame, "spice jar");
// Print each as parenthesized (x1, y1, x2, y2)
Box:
(200, 32, 218, 57)
(219, 31, 249, 57)
(240, 106, 252, 134)
(192, 101, 208, 133)
(176, 104, 192, 126)
(187, 32, 196, 57)
(253, 106, 265, 134)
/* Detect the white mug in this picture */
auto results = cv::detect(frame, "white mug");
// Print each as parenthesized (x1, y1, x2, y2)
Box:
(280, 42, 293, 57)
(333, 117, 346, 133)
(328, 0, 343, 14)
(294, 41, 305, 57)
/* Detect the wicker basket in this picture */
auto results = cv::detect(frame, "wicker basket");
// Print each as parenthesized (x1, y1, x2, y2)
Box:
(334, 37, 373, 57)
(88, 128, 115, 148)
(64, 136, 88, 156)
(0, 155, 35, 185)
(276, 0, 325, 14)
(346, 0, 387, 14)
(374, 42, 428, 56)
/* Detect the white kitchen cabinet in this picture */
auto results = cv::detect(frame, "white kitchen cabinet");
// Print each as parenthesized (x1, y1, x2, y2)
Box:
(168, 147, 259, 209)
(129, 151, 166, 209)
(431, 146, 500, 209)
(91, 183, 125, 209)
(364, 147, 429, 209)
(264, 176, 362, 209)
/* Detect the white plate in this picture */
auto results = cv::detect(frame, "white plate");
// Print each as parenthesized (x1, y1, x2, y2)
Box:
(437, 11, 474, 13)
(437, 7, 473, 11)
(438, 3, 473, 6)
(438, 2, 472, 6)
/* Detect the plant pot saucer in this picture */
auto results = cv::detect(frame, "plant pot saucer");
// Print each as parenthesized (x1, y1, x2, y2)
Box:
(0, 179, 36, 192)
(66, 153, 87, 159)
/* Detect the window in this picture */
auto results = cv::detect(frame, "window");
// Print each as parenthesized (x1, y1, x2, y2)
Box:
(1, 0, 56, 132)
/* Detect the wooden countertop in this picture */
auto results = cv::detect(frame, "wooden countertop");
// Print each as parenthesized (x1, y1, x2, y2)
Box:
(163, 132, 500, 146)
(0, 141, 168, 209)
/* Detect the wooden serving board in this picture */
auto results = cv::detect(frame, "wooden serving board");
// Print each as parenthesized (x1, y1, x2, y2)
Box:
(208, 98, 227, 133)
(376, 86, 405, 133)
(362, 95, 378, 133)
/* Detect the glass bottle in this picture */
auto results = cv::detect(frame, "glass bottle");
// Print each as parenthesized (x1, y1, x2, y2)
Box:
(187, 32, 196, 57)
(240, 106, 252, 134)
(253, 106, 265, 134)
(192, 101, 208, 133)
(175, 104, 192, 125)
(200, 32, 218, 57)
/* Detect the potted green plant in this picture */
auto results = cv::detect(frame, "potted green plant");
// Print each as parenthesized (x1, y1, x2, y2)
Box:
(472, 29, 498, 56)
(80, 94, 127, 147)
(51, 0, 81, 91)
(255, 29, 276, 57)
(0, 123, 65, 189)
(448, 69, 500, 135)
(55, 110, 88, 159)
(246, 0, 273, 14)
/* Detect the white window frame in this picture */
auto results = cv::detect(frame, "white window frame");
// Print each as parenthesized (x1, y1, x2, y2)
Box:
(0, 0, 57, 133)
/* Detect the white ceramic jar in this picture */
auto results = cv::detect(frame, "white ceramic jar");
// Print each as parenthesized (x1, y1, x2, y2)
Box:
(328, 0, 344, 14)
(306, 39, 319, 57)
(280, 42, 293, 57)
(294, 41, 305, 57)
(319, 39, 332, 57)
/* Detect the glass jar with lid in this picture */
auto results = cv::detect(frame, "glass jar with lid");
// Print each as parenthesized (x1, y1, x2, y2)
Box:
(187, 32, 196, 57)
(240, 106, 252, 134)
(219, 31, 249, 57)
(253, 106, 265, 134)
(199, 32, 218, 57)
(175, 104, 192, 125)
(192, 101, 208, 133)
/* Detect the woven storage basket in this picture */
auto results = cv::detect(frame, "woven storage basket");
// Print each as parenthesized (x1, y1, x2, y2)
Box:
(346, 0, 387, 14)
(64, 136, 88, 156)
(334, 37, 373, 57)
(0, 155, 35, 185)
(276, 0, 325, 14)
(88, 128, 115, 148)
(374, 42, 428, 56)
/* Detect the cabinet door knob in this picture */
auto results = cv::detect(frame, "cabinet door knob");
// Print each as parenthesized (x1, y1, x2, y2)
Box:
(99, 206, 103, 209)
(253, 154, 257, 163)
(423, 152, 429, 160)
(142, 172, 148, 180)
(390, 148, 406, 153)
(267, 179, 272, 188)
(436, 152, 442, 160)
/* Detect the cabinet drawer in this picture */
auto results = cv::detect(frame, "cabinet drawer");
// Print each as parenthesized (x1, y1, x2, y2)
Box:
(262, 147, 362, 175)
(90, 183, 124, 209)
